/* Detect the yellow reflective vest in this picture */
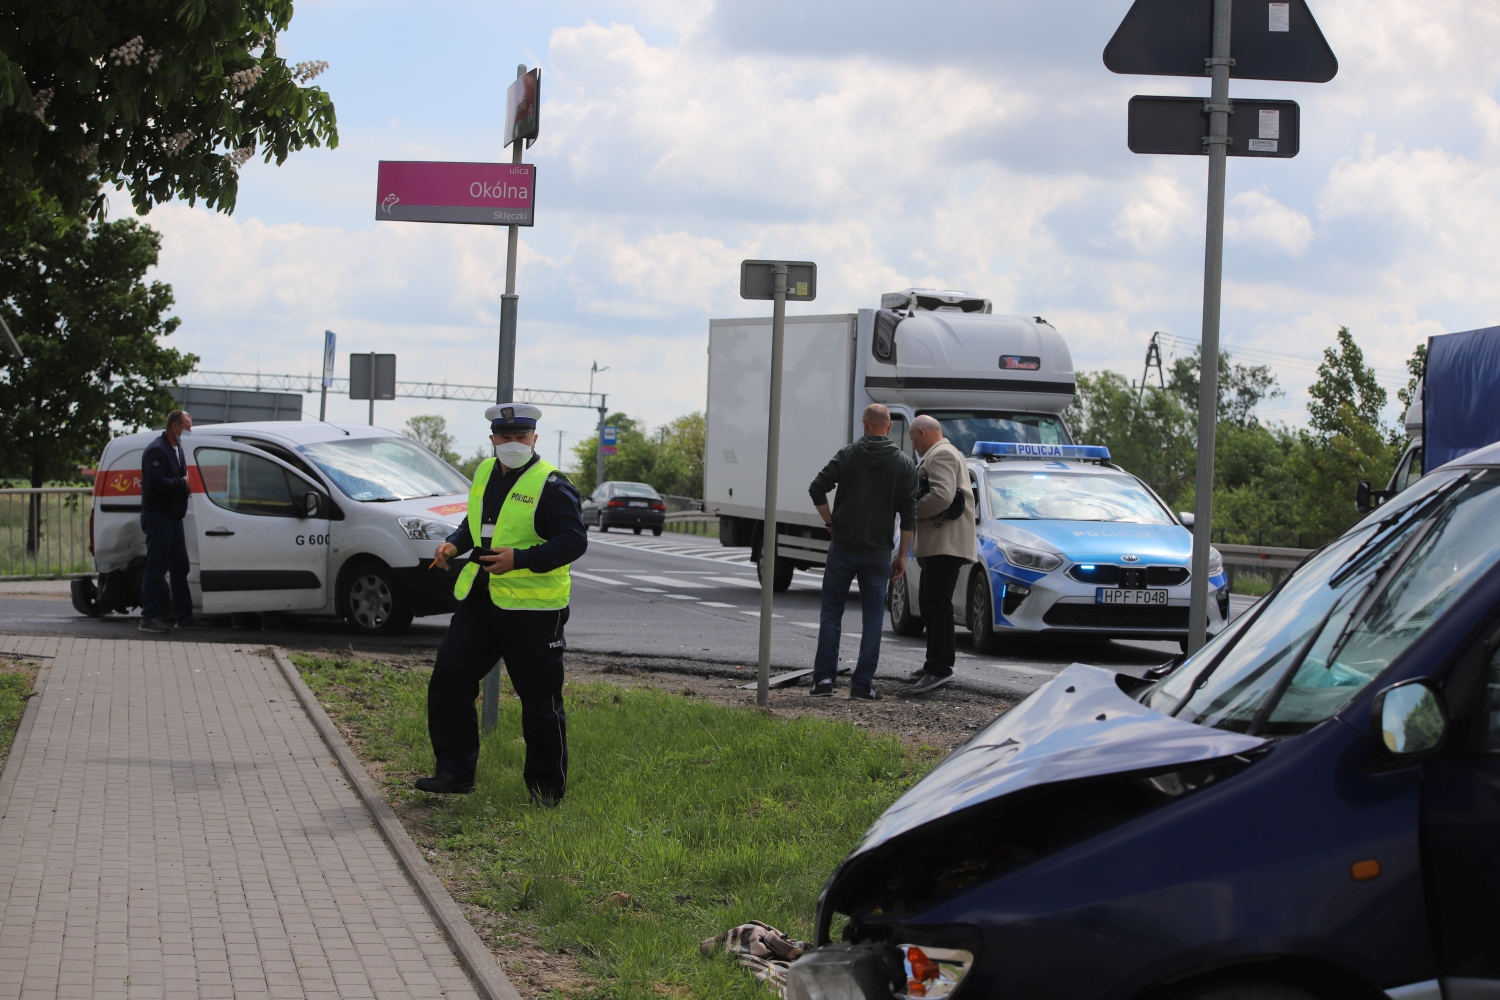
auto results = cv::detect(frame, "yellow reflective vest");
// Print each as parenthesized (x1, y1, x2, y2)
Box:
(452, 457, 572, 610)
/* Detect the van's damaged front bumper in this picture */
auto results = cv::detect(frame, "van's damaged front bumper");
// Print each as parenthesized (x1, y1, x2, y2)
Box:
(804, 664, 1268, 997)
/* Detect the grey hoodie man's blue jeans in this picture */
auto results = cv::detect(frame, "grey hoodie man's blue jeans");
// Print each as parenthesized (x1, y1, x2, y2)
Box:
(812, 541, 891, 690)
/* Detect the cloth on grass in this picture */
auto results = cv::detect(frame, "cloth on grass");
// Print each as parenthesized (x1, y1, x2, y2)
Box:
(700, 921, 811, 995)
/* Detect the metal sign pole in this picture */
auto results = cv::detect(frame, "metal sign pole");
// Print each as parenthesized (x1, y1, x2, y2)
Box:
(1187, 0, 1232, 654)
(367, 352, 376, 426)
(756, 263, 789, 707)
(482, 61, 531, 737)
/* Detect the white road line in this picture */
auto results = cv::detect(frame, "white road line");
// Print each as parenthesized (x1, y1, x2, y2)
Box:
(699, 602, 738, 608)
(633, 587, 667, 593)
(739, 611, 784, 618)
(572, 571, 628, 585)
(664, 594, 699, 600)
(792, 622, 820, 628)
(626, 575, 714, 589)
(702, 576, 760, 588)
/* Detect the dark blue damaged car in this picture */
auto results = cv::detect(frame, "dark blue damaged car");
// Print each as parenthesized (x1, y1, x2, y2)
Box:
(792, 442, 1500, 1000)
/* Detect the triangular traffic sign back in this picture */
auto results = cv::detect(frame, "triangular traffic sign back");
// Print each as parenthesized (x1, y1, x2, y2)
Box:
(1104, 0, 1337, 83)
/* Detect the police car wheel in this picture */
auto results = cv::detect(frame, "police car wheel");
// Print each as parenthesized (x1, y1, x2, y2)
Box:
(968, 576, 1003, 655)
(340, 562, 414, 636)
(888, 574, 923, 637)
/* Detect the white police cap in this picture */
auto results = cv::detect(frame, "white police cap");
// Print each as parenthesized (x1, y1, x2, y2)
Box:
(485, 403, 542, 431)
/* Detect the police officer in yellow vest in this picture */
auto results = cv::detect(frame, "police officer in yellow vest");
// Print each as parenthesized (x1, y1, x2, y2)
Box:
(419, 403, 587, 801)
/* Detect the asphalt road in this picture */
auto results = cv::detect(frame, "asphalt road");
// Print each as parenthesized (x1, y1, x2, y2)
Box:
(0, 527, 1258, 699)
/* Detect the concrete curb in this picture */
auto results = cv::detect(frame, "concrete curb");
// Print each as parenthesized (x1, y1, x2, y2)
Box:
(270, 648, 523, 1000)
(0, 659, 50, 822)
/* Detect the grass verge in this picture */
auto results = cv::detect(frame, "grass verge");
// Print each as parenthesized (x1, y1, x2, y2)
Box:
(0, 654, 39, 770)
(293, 654, 940, 1000)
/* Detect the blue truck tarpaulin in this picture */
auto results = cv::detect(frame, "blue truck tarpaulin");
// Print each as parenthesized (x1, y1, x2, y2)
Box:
(1426, 325, 1500, 469)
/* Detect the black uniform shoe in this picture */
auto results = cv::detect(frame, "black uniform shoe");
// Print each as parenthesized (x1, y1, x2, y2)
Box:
(850, 686, 883, 701)
(138, 617, 170, 633)
(911, 673, 952, 695)
(175, 617, 213, 630)
(809, 679, 834, 697)
(414, 773, 474, 794)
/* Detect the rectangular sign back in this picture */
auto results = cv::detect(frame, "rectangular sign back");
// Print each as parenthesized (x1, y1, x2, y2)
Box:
(1128, 96, 1300, 157)
(375, 161, 536, 226)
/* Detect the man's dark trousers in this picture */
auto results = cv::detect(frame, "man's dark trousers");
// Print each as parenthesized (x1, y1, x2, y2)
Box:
(812, 542, 891, 692)
(429, 597, 568, 800)
(139, 510, 193, 623)
(918, 555, 966, 679)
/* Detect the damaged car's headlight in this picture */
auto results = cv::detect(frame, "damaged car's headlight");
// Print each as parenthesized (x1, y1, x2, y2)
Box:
(895, 944, 972, 1000)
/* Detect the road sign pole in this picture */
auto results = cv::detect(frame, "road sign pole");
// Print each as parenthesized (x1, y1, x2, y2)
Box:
(756, 264, 789, 708)
(367, 352, 376, 425)
(483, 62, 530, 736)
(1188, 0, 1233, 655)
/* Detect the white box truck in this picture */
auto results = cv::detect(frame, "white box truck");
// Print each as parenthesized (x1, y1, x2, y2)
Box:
(705, 288, 1076, 589)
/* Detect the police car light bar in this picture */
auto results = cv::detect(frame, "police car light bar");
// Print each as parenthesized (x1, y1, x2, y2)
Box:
(972, 442, 1112, 461)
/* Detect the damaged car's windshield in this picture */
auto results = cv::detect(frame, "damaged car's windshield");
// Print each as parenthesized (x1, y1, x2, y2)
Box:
(1143, 468, 1500, 736)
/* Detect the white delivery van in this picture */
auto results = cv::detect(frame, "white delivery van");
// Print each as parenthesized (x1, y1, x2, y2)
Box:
(73, 421, 473, 635)
(706, 288, 1076, 599)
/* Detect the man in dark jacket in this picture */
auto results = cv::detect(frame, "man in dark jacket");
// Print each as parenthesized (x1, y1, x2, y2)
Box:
(139, 410, 209, 633)
(807, 403, 919, 700)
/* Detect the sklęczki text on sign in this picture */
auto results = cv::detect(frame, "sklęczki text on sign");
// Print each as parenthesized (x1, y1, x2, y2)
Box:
(373, 161, 537, 227)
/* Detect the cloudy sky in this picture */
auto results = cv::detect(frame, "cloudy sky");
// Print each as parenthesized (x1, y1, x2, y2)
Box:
(137, 0, 1500, 459)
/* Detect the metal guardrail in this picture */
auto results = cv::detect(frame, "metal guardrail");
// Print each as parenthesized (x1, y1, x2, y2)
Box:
(1217, 543, 1314, 571)
(664, 511, 717, 535)
(0, 487, 93, 581)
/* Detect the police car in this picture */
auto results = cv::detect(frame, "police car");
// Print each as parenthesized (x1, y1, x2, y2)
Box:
(890, 442, 1229, 650)
(73, 421, 473, 635)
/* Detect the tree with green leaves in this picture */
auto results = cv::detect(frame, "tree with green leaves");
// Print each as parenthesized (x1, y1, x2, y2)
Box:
(1398, 342, 1426, 414)
(1307, 327, 1387, 436)
(0, 215, 194, 493)
(402, 414, 459, 466)
(568, 412, 706, 498)
(1167, 345, 1283, 427)
(0, 0, 337, 223)
(1065, 371, 1197, 507)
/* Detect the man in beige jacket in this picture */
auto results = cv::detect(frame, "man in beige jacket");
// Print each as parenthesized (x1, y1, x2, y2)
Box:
(907, 415, 977, 694)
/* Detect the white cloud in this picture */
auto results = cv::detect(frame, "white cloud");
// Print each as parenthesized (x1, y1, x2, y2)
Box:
(1225, 191, 1314, 256)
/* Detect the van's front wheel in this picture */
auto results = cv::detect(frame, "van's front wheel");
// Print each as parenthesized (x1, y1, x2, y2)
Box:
(340, 561, 414, 636)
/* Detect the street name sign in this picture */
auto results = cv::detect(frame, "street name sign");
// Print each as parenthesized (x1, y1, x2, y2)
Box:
(1104, 0, 1337, 82)
(374, 161, 536, 226)
(1129, 96, 1300, 157)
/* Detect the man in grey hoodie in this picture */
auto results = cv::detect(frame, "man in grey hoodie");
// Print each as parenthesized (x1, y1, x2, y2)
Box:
(807, 403, 920, 700)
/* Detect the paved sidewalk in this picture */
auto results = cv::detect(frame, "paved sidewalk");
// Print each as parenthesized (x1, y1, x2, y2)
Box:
(0, 636, 481, 1000)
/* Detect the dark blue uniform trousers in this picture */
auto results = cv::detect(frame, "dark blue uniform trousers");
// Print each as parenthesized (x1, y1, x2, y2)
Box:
(428, 596, 569, 800)
(139, 510, 193, 622)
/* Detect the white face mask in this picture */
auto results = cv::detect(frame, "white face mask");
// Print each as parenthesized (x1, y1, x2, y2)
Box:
(494, 441, 533, 466)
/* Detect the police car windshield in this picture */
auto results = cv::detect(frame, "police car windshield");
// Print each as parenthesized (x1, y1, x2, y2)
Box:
(297, 437, 469, 502)
(921, 411, 1071, 459)
(987, 470, 1175, 524)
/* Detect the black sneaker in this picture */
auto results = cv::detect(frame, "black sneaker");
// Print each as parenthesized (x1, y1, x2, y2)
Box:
(809, 679, 834, 697)
(850, 686, 883, 701)
(175, 617, 213, 630)
(137, 617, 170, 634)
(414, 773, 474, 794)
(911, 673, 952, 695)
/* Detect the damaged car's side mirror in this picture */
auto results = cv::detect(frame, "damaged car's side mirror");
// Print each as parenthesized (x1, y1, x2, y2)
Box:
(1372, 680, 1446, 757)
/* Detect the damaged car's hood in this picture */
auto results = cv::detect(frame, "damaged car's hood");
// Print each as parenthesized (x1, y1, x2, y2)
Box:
(852, 664, 1266, 856)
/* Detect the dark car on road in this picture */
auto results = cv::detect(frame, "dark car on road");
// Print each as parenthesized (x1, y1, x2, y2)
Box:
(583, 481, 667, 534)
(791, 441, 1500, 1000)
